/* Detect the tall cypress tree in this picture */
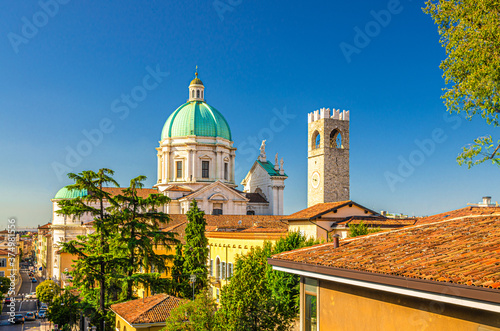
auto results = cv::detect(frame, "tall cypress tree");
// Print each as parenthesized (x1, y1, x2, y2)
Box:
(171, 243, 189, 297)
(183, 200, 209, 298)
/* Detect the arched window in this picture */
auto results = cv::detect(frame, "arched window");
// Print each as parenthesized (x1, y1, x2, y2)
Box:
(197, 90, 200, 98)
(192, 90, 194, 98)
(312, 131, 320, 149)
(330, 129, 342, 148)
(216, 257, 221, 280)
(201, 90, 204, 99)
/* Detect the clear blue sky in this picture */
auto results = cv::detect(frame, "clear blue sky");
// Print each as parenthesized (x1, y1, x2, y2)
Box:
(1, 0, 498, 227)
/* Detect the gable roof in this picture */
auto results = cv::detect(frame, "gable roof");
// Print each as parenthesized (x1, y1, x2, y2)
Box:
(271, 215, 500, 292)
(245, 192, 268, 203)
(162, 185, 193, 192)
(110, 294, 182, 325)
(256, 160, 287, 177)
(180, 181, 248, 201)
(288, 201, 378, 220)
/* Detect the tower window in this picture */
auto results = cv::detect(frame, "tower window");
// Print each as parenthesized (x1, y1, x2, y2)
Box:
(176, 161, 183, 178)
(224, 162, 228, 180)
(312, 131, 320, 149)
(330, 129, 343, 148)
(192, 90, 194, 98)
(202, 161, 209, 178)
(197, 90, 200, 98)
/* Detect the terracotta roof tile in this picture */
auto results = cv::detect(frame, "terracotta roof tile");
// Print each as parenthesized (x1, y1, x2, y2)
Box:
(163, 214, 288, 237)
(332, 216, 416, 228)
(415, 206, 500, 225)
(272, 215, 500, 290)
(38, 222, 51, 229)
(288, 201, 379, 220)
(102, 187, 159, 199)
(110, 294, 183, 324)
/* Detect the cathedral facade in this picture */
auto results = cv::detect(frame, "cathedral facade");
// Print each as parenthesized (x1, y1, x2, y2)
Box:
(154, 72, 287, 216)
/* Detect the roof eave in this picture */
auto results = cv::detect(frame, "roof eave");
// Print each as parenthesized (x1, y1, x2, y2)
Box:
(268, 258, 500, 309)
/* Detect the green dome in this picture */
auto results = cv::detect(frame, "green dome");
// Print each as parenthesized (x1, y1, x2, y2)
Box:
(161, 101, 232, 141)
(54, 186, 88, 199)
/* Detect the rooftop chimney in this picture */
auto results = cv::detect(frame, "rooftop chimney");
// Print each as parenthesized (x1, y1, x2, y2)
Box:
(333, 234, 340, 248)
(483, 196, 492, 206)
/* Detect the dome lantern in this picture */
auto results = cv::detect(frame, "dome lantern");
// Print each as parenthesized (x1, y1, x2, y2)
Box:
(189, 66, 205, 101)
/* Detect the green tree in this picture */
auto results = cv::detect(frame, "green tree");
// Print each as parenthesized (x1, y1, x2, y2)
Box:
(347, 221, 381, 238)
(182, 200, 209, 298)
(216, 244, 277, 331)
(58, 168, 120, 331)
(423, 0, 499, 167)
(47, 290, 80, 330)
(36, 280, 60, 304)
(164, 291, 217, 331)
(171, 244, 189, 298)
(0, 277, 11, 296)
(265, 232, 319, 329)
(110, 175, 178, 300)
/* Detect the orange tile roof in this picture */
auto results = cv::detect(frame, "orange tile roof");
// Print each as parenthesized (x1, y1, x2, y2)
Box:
(415, 206, 500, 225)
(164, 214, 288, 237)
(332, 216, 416, 228)
(38, 222, 51, 229)
(288, 201, 378, 220)
(0, 249, 16, 256)
(110, 294, 183, 324)
(272, 215, 500, 290)
(102, 187, 159, 199)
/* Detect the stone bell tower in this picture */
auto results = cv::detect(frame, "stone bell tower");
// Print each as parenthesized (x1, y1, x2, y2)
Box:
(307, 108, 350, 207)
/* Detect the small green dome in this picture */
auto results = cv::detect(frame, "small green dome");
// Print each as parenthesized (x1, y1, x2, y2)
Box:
(190, 77, 203, 86)
(161, 101, 232, 141)
(54, 186, 88, 199)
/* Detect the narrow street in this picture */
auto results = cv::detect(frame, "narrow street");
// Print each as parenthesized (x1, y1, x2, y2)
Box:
(1, 263, 45, 330)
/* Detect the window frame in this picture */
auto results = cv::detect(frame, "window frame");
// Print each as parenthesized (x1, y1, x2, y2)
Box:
(202, 160, 210, 179)
(176, 161, 183, 179)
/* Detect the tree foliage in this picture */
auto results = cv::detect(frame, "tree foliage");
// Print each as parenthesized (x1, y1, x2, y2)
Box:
(110, 175, 178, 300)
(171, 244, 189, 298)
(164, 291, 217, 331)
(182, 200, 209, 298)
(47, 291, 80, 330)
(0, 277, 11, 296)
(423, 0, 499, 167)
(216, 232, 318, 331)
(58, 169, 177, 331)
(347, 221, 381, 238)
(36, 280, 60, 304)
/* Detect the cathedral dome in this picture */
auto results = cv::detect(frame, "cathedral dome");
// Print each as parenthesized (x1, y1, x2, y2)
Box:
(161, 101, 232, 141)
(54, 186, 88, 199)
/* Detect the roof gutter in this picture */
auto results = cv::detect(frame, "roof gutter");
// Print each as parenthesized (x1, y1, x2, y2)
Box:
(268, 258, 500, 313)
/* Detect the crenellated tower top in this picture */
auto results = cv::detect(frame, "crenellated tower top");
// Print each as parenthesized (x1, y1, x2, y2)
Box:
(308, 107, 350, 123)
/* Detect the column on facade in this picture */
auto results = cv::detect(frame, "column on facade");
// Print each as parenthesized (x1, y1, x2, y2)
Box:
(272, 186, 279, 215)
(191, 150, 196, 181)
(166, 150, 171, 182)
(162, 151, 167, 183)
(217, 150, 223, 180)
(157, 153, 162, 183)
(278, 186, 284, 215)
(230, 154, 235, 183)
(186, 150, 192, 182)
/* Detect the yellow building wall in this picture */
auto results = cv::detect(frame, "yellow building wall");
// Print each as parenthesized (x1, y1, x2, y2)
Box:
(316, 279, 500, 331)
(114, 314, 165, 331)
(207, 232, 286, 302)
(288, 221, 325, 241)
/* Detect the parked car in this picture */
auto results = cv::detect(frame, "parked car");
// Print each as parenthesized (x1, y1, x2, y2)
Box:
(31, 277, 37, 283)
(13, 314, 24, 324)
(40, 303, 48, 310)
(36, 310, 46, 319)
(25, 312, 36, 321)
(25, 292, 36, 299)
(4, 297, 11, 304)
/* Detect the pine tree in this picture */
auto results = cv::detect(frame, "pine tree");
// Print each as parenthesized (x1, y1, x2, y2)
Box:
(110, 175, 178, 300)
(183, 200, 209, 298)
(57, 169, 119, 331)
(171, 244, 189, 298)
